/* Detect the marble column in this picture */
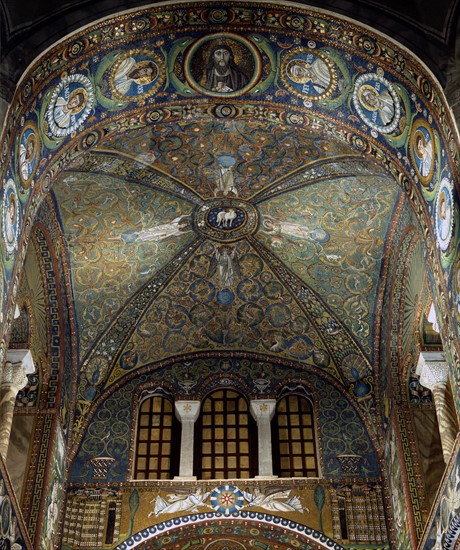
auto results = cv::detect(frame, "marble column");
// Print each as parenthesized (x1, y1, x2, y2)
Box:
(174, 400, 201, 480)
(0, 350, 35, 460)
(416, 351, 458, 463)
(250, 399, 277, 478)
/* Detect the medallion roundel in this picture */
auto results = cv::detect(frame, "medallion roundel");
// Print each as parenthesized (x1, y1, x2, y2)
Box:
(194, 199, 258, 242)
(435, 178, 454, 252)
(2, 179, 19, 257)
(410, 118, 436, 185)
(454, 261, 460, 321)
(0, 495, 11, 537)
(184, 33, 262, 97)
(46, 73, 94, 137)
(353, 72, 400, 134)
(17, 121, 40, 189)
(210, 485, 245, 515)
(281, 47, 337, 100)
(109, 49, 164, 102)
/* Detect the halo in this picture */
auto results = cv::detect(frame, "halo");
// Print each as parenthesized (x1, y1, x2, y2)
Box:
(24, 132, 36, 161)
(413, 129, 427, 159)
(286, 58, 312, 84)
(358, 84, 379, 111)
(68, 87, 88, 115)
(438, 191, 447, 220)
(435, 178, 454, 251)
(130, 60, 158, 85)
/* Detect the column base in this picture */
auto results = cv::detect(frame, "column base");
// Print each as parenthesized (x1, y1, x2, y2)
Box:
(255, 475, 278, 480)
(174, 476, 197, 481)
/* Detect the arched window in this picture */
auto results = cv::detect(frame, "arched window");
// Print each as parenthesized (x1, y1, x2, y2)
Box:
(272, 394, 318, 477)
(134, 395, 180, 480)
(195, 389, 257, 479)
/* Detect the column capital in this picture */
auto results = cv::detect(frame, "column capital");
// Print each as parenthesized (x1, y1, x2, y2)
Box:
(6, 349, 35, 374)
(250, 399, 277, 422)
(416, 351, 448, 390)
(1, 362, 28, 392)
(175, 400, 201, 423)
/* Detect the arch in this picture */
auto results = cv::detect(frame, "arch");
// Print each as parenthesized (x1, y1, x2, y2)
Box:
(1, 2, 459, 548)
(114, 513, 345, 549)
(0, 3, 458, 373)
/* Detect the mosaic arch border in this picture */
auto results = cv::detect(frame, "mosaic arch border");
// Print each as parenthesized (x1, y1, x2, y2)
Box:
(114, 511, 345, 549)
(0, 1, 459, 390)
(68, 350, 380, 469)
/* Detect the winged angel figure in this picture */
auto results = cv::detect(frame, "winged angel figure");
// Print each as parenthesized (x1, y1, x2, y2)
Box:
(242, 488, 304, 513)
(208, 246, 241, 287)
(150, 488, 212, 517)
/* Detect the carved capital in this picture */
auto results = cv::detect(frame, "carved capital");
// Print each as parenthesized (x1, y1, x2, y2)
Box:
(6, 349, 35, 374)
(175, 400, 201, 423)
(416, 351, 448, 390)
(1, 362, 28, 392)
(250, 399, 277, 422)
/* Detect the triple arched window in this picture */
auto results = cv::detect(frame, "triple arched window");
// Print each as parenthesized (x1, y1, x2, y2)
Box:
(133, 389, 318, 480)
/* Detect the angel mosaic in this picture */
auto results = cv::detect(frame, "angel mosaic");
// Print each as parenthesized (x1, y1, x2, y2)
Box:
(149, 488, 212, 517)
(150, 485, 304, 517)
(242, 488, 304, 513)
(208, 246, 241, 287)
(260, 215, 330, 246)
(214, 154, 238, 197)
(120, 215, 192, 243)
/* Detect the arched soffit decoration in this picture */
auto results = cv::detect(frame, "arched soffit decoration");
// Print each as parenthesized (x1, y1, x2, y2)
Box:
(31, 201, 79, 436)
(115, 513, 345, 550)
(70, 357, 379, 482)
(0, 3, 459, 440)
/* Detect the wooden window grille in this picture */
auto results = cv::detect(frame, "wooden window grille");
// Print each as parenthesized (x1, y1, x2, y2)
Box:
(272, 394, 318, 477)
(195, 389, 257, 479)
(134, 395, 179, 480)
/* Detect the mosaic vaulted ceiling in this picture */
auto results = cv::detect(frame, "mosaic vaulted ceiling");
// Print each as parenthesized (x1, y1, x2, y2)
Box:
(55, 120, 399, 370)
(2, 1, 459, 468)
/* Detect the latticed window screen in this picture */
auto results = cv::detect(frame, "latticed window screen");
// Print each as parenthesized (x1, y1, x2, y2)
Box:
(196, 389, 257, 479)
(134, 395, 179, 480)
(272, 395, 318, 477)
